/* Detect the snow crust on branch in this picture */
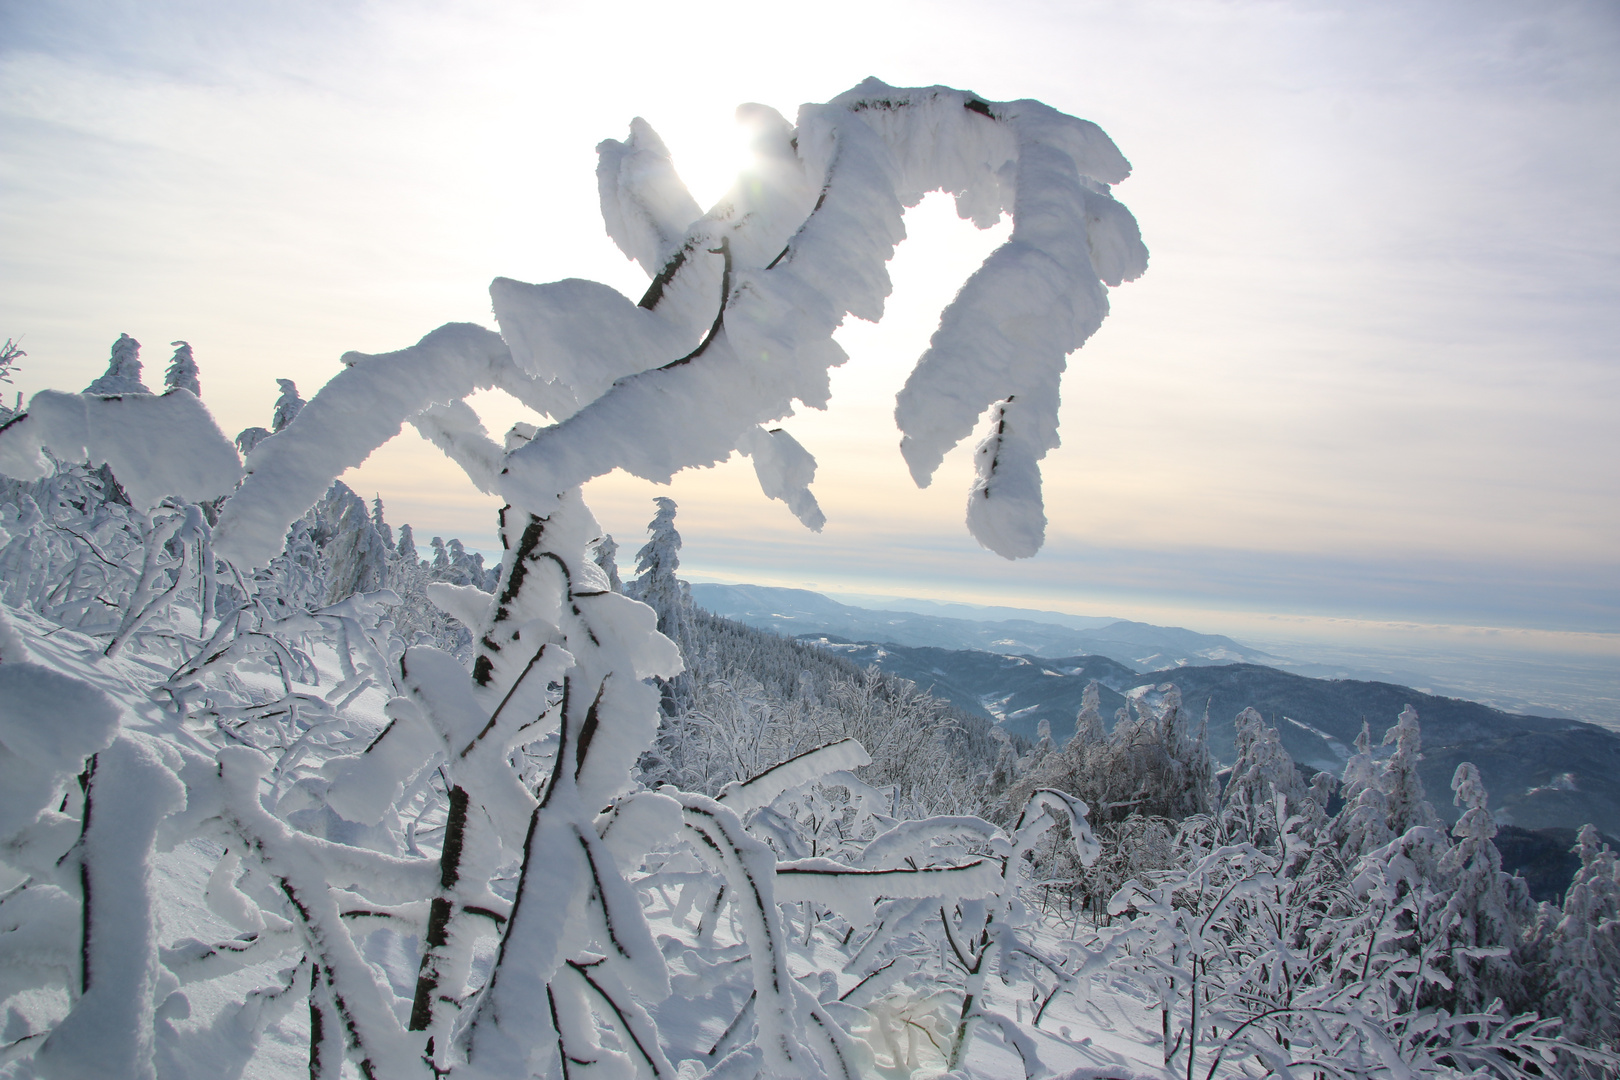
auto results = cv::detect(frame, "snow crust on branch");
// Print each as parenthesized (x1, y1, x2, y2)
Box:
(202, 81, 1142, 566)
(716, 737, 871, 814)
(492, 80, 1143, 557)
(737, 425, 826, 531)
(213, 323, 542, 567)
(0, 389, 241, 510)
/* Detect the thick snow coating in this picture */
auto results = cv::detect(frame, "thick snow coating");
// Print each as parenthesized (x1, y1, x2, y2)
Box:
(213, 323, 546, 567)
(211, 80, 1144, 566)
(0, 389, 241, 510)
(497, 80, 1145, 558)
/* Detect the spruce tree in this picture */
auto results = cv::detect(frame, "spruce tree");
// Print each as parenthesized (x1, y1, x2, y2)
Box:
(1383, 705, 1441, 836)
(1547, 825, 1620, 1044)
(1332, 720, 1393, 858)
(163, 340, 201, 396)
(628, 497, 691, 651)
(590, 533, 623, 592)
(395, 522, 419, 564)
(1438, 763, 1524, 1010)
(371, 495, 393, 549)
(271, 378, 304, 432)
(0, 337, 24, 387)
(85, 332, 151, 394)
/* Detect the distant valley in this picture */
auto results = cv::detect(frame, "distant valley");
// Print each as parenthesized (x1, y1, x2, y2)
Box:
(691, 583, 1620, 839)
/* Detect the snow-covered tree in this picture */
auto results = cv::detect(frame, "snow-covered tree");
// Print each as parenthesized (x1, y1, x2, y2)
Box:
(1071, 679, 1106, 748)
(163, 339, 201, 396)
(1547, 825, 1620, 1046)
(1333, 719, 1393, 858)
(1437, 762, 1527, 1011)
(235, 424, 271, 455)
(1382, 704, 1441, 836)
(590, 531, 623, 592)
(1222, 706, 1308, 840)
(270, 377, 304, 433)
(627, 497, 689, 643)
(371, 494, 393, 548)
(395, 520, 419, 563)
(84, 332, 150, 394)
(320, 482, 390, 604)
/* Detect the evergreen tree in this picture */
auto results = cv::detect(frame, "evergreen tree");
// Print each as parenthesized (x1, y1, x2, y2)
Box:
(1546, 825, 1620, 1045)
(985, 723, 1019, 800)
(1224, 707, 1304, 812)
(0, 337, 23, 386)
(1070, 679, 1106, 748)
(1383, 705, 1441, 836)
(395, 522, 419, 564)
(1023, 717, 1056, 772)
(590, 533, 623, 592)
(85, 332, 150, 394)
(271, 378, 304, 432)
(627, 496, 691, 651)
(1438, 762, 1525, 1010)
(1333, 720, 1393, 858)
(318, 483, 389, 604)
(371, 495, 393, 549)
(163, 340, 201, 396)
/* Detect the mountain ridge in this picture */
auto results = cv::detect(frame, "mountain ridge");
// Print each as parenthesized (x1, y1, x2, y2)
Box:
(689, 582, 1273, 670)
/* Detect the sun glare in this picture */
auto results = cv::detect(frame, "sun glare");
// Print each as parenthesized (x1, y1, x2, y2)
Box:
(653, 110, 763, 212)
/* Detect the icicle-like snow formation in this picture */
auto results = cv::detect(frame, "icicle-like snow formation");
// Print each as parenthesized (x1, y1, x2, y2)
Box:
(737, 425, 826, 531)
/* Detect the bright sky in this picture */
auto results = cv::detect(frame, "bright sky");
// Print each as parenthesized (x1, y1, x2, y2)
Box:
(3, 1, 1617, 668)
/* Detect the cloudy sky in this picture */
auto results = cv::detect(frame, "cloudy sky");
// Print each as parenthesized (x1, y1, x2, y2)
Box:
(2, 0, 1617, 674)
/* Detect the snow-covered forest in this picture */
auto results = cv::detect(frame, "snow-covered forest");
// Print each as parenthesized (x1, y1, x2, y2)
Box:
(1, 80, 1617, 1080)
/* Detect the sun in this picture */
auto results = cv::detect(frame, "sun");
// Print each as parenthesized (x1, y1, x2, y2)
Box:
(653, 108, 764, 213)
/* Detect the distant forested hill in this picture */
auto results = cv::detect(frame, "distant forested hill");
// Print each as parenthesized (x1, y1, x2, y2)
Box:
(795, 637, 1620, 837)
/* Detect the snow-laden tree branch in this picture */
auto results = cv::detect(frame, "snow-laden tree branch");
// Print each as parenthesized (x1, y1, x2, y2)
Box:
(209, 79, 1144, 565)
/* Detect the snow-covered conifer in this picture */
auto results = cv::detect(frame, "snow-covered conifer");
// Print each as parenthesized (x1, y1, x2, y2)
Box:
(628, 497, 691, 654)
(1383, 705, 1441, 836)
(270, 378, 303, 433)
(1333, 719, 1393, 858)
(1437, 762, 1524, 1010)
(370, 494, 393, 549)
(395, 521, 419, 564)
(1224, 707, 1305, 823)
(85, 333, 150, 395)
(1023, 717, 1055, 772)
(163, 340, 200, 396)
(0, 337, 24, 387)
(985, 723, 1019, 800)
(321, 484, 389, 604)
(1071, 679, 1106, 747)
(1547, 825, 1620, 1046)
(235, 426, 271, 456)
(590, 532, 623, 592)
